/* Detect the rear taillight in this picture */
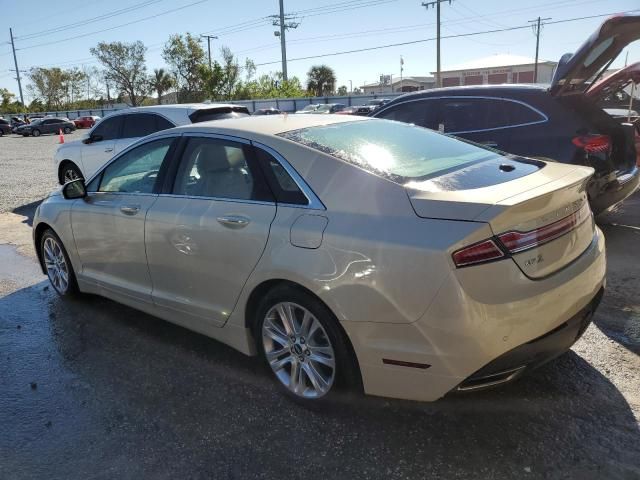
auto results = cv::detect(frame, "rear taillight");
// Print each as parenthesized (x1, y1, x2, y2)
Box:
(498, 203, 590, 253)
(572, 134, 611, 154)
(452, 203, 591, 268)
(452, 239, 505, 267)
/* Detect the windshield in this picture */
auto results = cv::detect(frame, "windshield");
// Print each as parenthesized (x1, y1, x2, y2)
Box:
(279, 119, 505, 183)
(300, 105, 318, 112)
(30, 119, 43, 125)
(315, 105, 333, 112)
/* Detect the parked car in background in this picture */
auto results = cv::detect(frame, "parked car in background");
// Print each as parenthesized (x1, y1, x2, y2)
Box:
(296, 104, 320, 114)
(366, 98, 391, 110)
(336, 105, 376, 116)
(253, 108, 282, 116)
(313, 103, 347, 114)
(16, 117, 76, 137)
(34, 114, 605, 404)
(54, 103, 251, 184)
(74, 116, 101, 129)
(10, 116, 26, 131)
(373, 14, 640, 214)
(0, 118, 11, 136)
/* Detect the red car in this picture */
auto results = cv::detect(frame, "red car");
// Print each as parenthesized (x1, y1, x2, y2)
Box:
(73, 116, 101, 129)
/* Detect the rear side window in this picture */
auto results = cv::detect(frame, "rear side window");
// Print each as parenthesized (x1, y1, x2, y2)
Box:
(439, 98, 509, 133)
(279, 120, 505, 184)
(254, 147, 308, 205)
(376, 99, 439, 129)
(122, 113, 173, 139)
(92, 116, 122, 140)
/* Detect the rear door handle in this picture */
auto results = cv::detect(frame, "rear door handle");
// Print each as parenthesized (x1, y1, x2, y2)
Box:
(217, 215, 250, 229)
(104, 147, 114, 153)
(120, 205, 140, 216)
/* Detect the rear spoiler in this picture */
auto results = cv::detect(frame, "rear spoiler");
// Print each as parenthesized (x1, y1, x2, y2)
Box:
(189, 106, 251, 123)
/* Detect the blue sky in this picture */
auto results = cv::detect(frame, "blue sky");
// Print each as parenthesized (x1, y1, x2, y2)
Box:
(1, 0, 639, 101)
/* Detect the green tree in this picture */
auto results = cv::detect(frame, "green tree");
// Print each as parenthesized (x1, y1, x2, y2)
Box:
(27, 67, 70, 109)
(337, 85, 348, 96)
(306, 65, 336, 97)
(151, 68, 174, 104)
(162, 33, 206, 102)
(0, 88, 24, 114)
(90, 41, 149, 107)
(220, 46, 241, 100)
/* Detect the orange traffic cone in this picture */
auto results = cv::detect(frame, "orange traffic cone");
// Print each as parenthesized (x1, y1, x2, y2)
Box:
(59, 129, 64, 144)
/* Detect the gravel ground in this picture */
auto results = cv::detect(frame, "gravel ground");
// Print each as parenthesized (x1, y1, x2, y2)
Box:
(0, 132, 65, 213)
(0, 134, 639, 479)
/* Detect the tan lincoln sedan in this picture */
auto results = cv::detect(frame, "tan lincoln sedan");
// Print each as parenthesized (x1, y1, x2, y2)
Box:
(33, 114, 606, 403)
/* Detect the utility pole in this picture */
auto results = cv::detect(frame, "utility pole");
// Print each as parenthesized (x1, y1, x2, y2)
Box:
(400, 55, 404, 93)
(201, 35, 218, 70)
(271, 0, 299, 82)
(528, 17, 551, 84)
(9, 28, 25, 108)
(421, 0, 452, 89)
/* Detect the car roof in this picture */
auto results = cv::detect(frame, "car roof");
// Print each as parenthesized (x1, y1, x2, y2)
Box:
(169, 113, 368, 136)
(388, 84, 549, 101)
(110, 103, 246, 115)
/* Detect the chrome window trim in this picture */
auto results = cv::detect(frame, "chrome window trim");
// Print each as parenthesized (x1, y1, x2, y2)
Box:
(374, 95, 549, 135)
(181, 131, 252, 144)
(251, 141, 326, 211)
(156, 193, 275, 207)
(86, 191, 158, 198)
(84, 132, 181, 189)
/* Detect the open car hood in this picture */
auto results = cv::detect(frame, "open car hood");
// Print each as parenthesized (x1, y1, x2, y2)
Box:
(586, 61, 640, 102)
(550, 14, 640, 97)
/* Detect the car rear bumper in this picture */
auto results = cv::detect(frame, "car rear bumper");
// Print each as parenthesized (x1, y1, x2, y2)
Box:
(455, 287, 603, 392)
(341, 227, 606, 402)
(591, 166, 639, 214)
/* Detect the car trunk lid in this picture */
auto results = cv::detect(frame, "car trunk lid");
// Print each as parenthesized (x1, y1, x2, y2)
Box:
(550, 14, 640, 97)
(406, 162, 595, 278)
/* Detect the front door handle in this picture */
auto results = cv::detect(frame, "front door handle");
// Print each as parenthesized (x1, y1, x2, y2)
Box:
(104, 147, 114, 153)
(217, 215, 250, 229)
(120, 205, 140, 216)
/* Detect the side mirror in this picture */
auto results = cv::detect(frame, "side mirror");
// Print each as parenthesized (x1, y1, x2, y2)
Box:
(83, 134, 102, 144)
(62, 179, 87, 199)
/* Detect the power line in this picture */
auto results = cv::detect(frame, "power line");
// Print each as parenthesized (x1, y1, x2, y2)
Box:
(253, 10, 639, 67)
(15, 0, 165, 41)
(16, 0, 209, 51)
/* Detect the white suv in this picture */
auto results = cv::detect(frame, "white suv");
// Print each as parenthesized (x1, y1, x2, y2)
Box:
(54, 103, 250, 184)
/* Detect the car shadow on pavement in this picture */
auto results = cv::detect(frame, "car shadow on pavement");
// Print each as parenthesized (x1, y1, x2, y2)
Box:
(12, 200, 43, 227)
(1, 282, 639, 479)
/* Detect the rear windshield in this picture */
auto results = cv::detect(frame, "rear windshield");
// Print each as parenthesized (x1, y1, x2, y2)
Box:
(279, 119, 508, 183)
(189, 107, 250, 123)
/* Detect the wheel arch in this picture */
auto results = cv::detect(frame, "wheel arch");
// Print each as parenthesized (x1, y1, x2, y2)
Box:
(57, 159, 80, 184)
(33, 221, 54, 274)
(244, 278, 363, 390)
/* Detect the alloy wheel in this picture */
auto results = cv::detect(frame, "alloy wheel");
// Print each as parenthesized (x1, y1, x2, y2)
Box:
(43, 236, 70, 294)
(63, 168, 80, 183)
(262, 302, 336, 398)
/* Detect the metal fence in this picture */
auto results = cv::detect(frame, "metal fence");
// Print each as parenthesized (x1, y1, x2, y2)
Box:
(1, 93, 405, 121)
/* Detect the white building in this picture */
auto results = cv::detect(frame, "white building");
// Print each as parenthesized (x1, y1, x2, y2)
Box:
(360, 76, 435, 95)
(436, 54, 558, 87)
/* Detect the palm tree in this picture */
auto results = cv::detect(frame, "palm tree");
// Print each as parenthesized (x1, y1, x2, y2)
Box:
(306, 65, 336, 97)
(151, 68, 173, 105)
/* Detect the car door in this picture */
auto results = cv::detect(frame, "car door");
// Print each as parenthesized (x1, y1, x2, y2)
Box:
(71, 136, 177, 304)
(82, 115, 123, 178)
(144, 134, 277, 326)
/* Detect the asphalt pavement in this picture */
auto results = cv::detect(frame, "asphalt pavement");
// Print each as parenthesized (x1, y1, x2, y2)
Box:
(0, 133, 638, 479)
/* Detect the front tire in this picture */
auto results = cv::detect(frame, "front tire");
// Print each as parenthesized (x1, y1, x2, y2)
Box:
(63, 127, 71, 134)
(31, 129, 41, 137)
(255, 285, 360, 403)
(40, 229, 78, 297)
(60, 163, 83, 184)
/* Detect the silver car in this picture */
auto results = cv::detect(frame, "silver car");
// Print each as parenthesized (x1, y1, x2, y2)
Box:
(34, 115, 606, 404)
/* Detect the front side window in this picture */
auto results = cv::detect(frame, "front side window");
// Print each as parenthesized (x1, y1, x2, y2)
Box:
(121, 113, 171, 139)
(99, 137, 173, 193)
(92, 116, 122, 141)
(173, 137, 272, 201)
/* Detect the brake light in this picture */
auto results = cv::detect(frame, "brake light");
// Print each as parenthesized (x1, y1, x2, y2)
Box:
(498, 203, 591, 253)
(572, 134, 610, 154)
(452, 239, 505, 267)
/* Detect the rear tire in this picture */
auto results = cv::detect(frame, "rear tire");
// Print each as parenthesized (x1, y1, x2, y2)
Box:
(60, 163, 83, 185)
(32, 129, 41, 137)
(40, 229, 78, 297)
(254, 284, 361, 405)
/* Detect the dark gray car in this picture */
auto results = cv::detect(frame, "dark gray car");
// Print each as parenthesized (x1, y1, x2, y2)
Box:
(16, 117, 76, 137)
